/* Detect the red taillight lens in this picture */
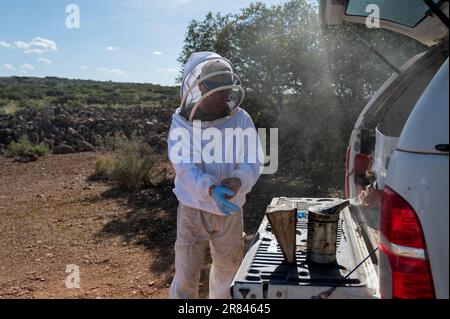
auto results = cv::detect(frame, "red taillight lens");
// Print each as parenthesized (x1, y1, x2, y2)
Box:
(380, 186, 435, 299)
(380, 245, 435, 299)
(381, 187, 425, 248)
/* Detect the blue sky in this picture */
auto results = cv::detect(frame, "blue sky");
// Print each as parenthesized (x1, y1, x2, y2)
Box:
(0, 0, 288, 86)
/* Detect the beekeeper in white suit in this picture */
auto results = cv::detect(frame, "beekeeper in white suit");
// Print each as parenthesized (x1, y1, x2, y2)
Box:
(168, 51, 263, 299)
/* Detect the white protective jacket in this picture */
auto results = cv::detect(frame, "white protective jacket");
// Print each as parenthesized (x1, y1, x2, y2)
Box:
(168, 108, 263, 215)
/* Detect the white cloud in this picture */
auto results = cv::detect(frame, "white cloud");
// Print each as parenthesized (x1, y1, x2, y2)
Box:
(14, 41, 30, 50)
(29, 37, 58, 52)
(106, 46, 120, 51)
(37, 58, 52, 65)
(81, 65, 88, 69)
(14, 37, 58, 54)
(18, 63, 34, 73)
(20, 63, 34, 70)
(98, 67, 125, 75)
(157, 68, 178, 73)
(1, 64, 15, 71)
(0, 41, 11, 48)
(108, 69, 125, 75)
(153, 51, 163, 55)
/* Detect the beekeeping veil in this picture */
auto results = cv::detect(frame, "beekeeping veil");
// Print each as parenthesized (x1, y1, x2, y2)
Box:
(179, 52, 244, 122)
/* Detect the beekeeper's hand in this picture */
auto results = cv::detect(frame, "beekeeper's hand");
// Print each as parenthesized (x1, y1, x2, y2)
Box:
(209, 185, 241, 216)
(221, 177, 242, 198)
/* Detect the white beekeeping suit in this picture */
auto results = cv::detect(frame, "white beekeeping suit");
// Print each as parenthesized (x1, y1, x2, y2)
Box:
(167, 51, 264, 299)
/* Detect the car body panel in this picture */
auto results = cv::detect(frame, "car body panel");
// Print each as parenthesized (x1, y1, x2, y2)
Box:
(381, 58, 449, 298)
(385, 150, 449, 298)
(397, 59, 449, 154)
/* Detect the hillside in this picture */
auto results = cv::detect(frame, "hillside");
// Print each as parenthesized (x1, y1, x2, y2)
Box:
(0, 77, 179, 155)
(0, 76, 178, 110)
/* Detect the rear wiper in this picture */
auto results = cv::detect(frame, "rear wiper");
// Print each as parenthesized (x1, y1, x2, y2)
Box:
(423, 0, 450, 28)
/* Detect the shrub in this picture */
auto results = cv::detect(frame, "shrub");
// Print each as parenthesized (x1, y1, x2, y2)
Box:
(7, 136, 49, 157)
(0, 102, 20, 115)
(92, 135, 172, 191)
(93, 154, 114, 179)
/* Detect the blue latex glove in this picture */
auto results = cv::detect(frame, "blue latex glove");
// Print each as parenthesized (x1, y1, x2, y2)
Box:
(211, 186, 241, 216)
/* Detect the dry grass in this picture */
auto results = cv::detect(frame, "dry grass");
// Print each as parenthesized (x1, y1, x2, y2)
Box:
(93, 135, 172, 191)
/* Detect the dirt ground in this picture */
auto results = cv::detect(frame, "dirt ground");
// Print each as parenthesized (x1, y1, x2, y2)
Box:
(0, 152, 337, 299)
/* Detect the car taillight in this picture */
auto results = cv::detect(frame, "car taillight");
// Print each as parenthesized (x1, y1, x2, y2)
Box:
(345, 146, 350, 199)
(381, 187, 426, 249)
(380, 186, 435, 299)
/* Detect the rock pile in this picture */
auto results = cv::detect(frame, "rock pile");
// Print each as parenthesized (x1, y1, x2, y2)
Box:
(0, 105, 173, 154)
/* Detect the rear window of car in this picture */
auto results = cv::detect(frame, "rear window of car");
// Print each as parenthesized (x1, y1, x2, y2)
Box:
(345, 0, 438, 27)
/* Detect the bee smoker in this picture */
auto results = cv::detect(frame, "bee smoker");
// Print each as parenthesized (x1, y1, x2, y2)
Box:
(307, 200, 350, 264)
(265, 199, 297, 264)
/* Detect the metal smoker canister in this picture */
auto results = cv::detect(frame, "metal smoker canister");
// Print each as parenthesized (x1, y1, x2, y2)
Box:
(306, 200, 350, 264)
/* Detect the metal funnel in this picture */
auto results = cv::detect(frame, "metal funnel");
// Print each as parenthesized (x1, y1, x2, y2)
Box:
(265, 198, 297, 264)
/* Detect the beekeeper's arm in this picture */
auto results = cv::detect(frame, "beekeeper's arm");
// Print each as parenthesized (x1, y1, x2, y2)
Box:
(230, 112, 264, 195)
(168, 122, 218, 201)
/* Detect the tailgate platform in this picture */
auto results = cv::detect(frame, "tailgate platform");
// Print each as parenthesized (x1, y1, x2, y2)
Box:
(232, 197, 379, 299)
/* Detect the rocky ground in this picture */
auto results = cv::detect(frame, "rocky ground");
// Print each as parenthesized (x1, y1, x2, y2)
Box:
(0, 152, 176, 298)
(0, 105, 171, 155)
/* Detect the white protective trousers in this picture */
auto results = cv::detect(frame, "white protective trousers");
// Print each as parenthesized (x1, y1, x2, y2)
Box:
(169, 203, 245, 299)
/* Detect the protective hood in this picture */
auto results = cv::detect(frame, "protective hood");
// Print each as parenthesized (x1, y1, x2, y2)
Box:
(179, 52, 244, 122)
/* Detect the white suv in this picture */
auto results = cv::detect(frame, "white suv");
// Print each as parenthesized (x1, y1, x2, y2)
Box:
(379, 58, 448, 299)
(320, 0, 449, 298)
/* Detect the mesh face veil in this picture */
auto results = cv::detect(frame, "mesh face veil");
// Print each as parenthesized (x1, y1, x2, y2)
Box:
(179, 53, 244, 122)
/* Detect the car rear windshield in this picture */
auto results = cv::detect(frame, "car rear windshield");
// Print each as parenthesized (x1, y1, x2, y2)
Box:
(345, 0, 439, 27)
